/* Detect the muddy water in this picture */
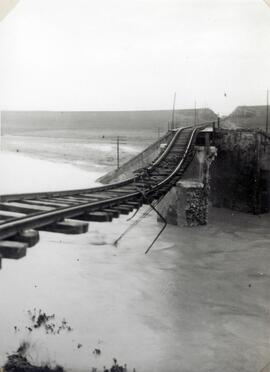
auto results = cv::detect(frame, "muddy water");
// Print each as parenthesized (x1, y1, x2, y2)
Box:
(0, 152, 104, 195)
(0, 212, 181, 372)
(0, 154, 270, 372)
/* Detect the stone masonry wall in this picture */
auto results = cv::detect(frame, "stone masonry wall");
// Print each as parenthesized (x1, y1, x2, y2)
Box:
(211, 129, 270, 214)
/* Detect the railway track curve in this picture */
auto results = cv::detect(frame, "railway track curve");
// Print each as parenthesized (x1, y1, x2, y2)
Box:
(0, 122, 213, 268)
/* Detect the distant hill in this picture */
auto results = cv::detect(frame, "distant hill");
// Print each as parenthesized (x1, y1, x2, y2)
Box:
(1, 109, 217, 136)
(224, 106, 269, 130)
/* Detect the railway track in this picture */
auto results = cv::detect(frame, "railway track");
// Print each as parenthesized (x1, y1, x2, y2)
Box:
(0, 123, 212, 268)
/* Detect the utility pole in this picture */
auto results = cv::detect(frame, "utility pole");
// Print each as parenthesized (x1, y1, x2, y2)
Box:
(194, 100, 197, 126)
(117, 136, 120, 169)
(111, 135, 126, 169)
(0, 112, 1, 152)
(171, 92, 176, 130)
(266, 89, 269, 134)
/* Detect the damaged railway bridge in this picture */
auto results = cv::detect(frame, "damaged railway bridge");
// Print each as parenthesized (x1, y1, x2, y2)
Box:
(0, 122, 215, 269)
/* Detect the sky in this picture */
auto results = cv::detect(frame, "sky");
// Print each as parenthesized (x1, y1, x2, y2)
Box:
(0, 0, 270, 115)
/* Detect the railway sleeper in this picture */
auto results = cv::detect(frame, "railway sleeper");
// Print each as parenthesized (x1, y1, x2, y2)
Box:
(0, 240, 28, 260)
(71, 195, 105, 203)
(74, 211, 113, 222)
(42, 197, 80, 205)
(150, 171, 171, 177)
(25, 199, 71, 208)
(125, 200, 143, 208)
(58, 196, 97, 204)
(39, 219, 88, 235)
(0, 202, 54, 215)
(82, 193, 115, 200)
(9, 229, 40, 248)
(102, 209, 120, 218)
(113, 205, 133, 214)
(109, 187, 137, 194)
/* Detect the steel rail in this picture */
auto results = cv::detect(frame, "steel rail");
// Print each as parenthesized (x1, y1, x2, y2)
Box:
(146, 124, 206, 195)
(0, 124, 207, 241)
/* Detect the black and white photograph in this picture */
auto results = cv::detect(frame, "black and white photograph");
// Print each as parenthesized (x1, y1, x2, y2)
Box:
(0, 0, 270, 371)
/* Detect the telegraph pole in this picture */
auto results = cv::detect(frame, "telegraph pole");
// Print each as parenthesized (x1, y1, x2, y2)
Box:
(194, 100, 197, 126)
(266, 89, 269, 134)
(171, 92, 176, 130)
(117, 136, 119, 169)
(0, 112, 1, 152)
(111, 135, 126, 169)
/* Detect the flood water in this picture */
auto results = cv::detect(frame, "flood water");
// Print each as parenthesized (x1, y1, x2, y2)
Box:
(0, 151, 270, 372)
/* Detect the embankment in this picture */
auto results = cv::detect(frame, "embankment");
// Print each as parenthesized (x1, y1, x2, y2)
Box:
(97, 131, 174, 183)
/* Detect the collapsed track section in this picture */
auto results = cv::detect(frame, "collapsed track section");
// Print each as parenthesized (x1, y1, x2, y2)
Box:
(0, 123, 211, 268)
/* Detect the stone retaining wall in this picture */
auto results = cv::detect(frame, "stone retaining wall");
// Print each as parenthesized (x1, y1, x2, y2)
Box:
(211, 129, 270, 213)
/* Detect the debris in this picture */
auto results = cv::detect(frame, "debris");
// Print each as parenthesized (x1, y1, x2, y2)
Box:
(26, 309, 73, 335)
(3, 341, 65, 372)
(4, 353, 64, 372)
(17, 341, 30, 355)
